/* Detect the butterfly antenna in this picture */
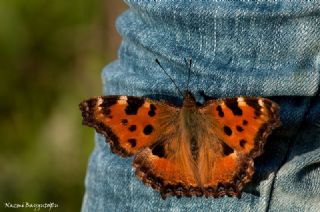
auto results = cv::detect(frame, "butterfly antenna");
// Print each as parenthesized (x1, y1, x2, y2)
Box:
(155, 59, 183, 97)
(184, 58, 192, 91)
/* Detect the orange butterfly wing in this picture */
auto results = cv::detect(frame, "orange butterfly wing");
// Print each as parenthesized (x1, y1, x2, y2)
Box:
(79, 96, 179, 157)
(200, 97, 280, 158)
(195, 97, 281, 196)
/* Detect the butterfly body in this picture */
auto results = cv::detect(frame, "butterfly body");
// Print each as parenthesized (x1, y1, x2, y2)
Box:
(80, 90, 280, 199)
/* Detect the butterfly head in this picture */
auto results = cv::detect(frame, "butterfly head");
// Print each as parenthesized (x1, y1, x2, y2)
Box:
(183, 90, 197, 108)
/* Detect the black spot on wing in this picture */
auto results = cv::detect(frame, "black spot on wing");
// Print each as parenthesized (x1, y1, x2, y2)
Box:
(148, 110, 156, 117)
(148, 103, 157, 117)
(100, 97, 118, 108)
(128, 138, 137, 147)
(242, 120, 248, 126)
(225, 99, 242, 116)
(150, 104, 157, 111)
(245, 99, 262, 117)
(240, 139, 247, 148)
(125, 97, 144, 115)
(121, 119, 128, 126)
(221, 142, 234, 156)
(223, 126, 232, 136)
(236, 126, 244, 132)
(216, 105, 224, 117)
(128, 125, 136, 132)
(152, 144, 166, 158)
(143, 124, 154, 135)
(90, 97, 119, 118)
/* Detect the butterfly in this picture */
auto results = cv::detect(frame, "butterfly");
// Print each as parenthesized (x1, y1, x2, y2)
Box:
(79, 59, 281, 199)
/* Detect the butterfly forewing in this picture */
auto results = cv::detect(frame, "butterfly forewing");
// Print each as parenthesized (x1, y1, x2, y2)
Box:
(200, 97, 280, 157)
(79, 96, 179, 157)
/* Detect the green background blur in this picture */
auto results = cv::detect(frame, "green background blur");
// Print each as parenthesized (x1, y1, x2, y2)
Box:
(0, 1, 127, 211)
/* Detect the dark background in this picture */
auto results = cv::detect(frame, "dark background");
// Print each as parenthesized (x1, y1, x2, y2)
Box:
(0, 1, 127, 211)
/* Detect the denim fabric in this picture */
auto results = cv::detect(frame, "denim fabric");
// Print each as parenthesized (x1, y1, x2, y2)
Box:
(82, 1, 320, 211)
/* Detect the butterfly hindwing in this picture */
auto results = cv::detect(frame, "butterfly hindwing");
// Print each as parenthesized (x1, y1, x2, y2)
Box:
(134, 135, 201, 199)
(79, 96, 179, 157)
(133, 128, 254, 199)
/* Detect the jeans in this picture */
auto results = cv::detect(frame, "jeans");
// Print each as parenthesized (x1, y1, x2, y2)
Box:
(82, 1, 320, 211)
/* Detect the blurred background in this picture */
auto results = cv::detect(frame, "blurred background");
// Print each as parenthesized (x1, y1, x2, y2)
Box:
(0, 1, 127, 211)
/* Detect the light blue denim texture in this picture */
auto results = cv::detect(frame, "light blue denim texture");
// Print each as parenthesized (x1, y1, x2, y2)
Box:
(82, 1, 320, 211)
